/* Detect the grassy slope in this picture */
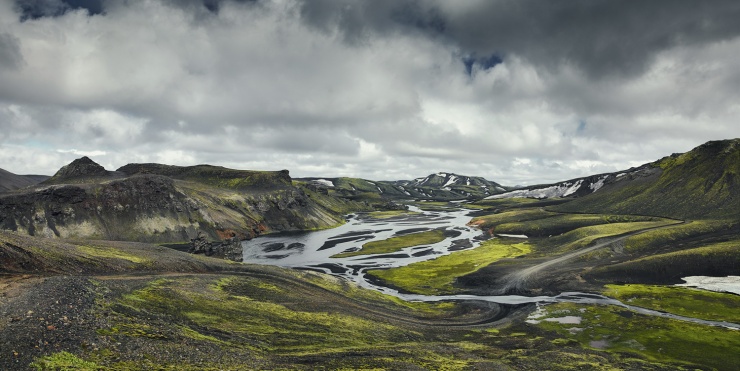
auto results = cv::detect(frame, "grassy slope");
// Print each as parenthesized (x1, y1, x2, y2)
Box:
(603, 284, 740, 323)
(530, 302, 740, 371)
(553, 139, 740, 219)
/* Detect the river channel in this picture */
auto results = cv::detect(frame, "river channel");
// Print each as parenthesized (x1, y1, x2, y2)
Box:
(242, 206, 740, 330)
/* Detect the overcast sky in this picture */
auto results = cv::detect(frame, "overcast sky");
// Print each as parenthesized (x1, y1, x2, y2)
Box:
(1, 0, 739, 184)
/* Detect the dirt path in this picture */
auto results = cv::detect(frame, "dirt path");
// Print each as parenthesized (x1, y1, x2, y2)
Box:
(501, 219, 685, 293)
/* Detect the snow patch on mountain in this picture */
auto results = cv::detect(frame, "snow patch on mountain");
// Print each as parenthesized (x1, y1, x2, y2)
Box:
(314, 179, 334, 187)
(486, 180, 584, 200)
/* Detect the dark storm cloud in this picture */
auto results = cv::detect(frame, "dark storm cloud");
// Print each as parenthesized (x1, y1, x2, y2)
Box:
(299, 0, 740, 78)
(298, 0, 446, 44)
(1, 0, 739, 182)
(15, 0, 104, 20)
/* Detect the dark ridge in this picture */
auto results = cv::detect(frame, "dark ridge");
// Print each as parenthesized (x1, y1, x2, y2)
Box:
(44, 156, 110, 184)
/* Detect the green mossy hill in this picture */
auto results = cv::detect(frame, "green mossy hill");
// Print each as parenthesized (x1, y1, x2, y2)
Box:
(553, 138, 740, 219)
(117, 163, 292, 190)
(470, 208, 666, 238)
(0, 158, 370, 243)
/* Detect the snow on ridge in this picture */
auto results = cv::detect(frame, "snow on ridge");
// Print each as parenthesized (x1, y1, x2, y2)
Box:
(562, 179, 583, 197)
(486, 180, 585, 200)
(376, 186, 383, 194)
(314, 179, 334, 187)
(443, 175, 458, 188)
(589, 176, 608, 192)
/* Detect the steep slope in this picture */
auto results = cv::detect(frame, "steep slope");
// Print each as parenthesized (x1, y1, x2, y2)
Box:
(553, 139, 739, 219)
(0, 158, 369, 243)
(0, 168, 46, 192)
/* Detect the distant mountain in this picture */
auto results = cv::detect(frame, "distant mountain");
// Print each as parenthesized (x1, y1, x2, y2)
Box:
(390, 172, 509, 200)
(490, 139, 739, 219)
(0, 168, 49, 192)
(299, 172, 509, 201)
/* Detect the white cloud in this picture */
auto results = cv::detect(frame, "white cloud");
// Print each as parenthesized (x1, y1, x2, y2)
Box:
(0, 0, 739, 185)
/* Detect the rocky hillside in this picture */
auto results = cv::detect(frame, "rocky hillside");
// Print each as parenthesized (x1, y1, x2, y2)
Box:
(0, 168, 48, 193)
(488, 139, 739, 219)
(300, 172, 509, 201)
(0, 158, 369, 243)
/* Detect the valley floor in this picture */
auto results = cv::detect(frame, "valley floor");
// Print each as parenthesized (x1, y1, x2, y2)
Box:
(1, 199, 738, 370)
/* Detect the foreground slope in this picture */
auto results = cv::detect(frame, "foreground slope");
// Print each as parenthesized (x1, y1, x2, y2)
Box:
(3, 231, 734, 370)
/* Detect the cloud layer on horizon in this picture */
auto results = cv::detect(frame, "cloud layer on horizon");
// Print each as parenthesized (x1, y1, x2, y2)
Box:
(1, 0, 739, 184)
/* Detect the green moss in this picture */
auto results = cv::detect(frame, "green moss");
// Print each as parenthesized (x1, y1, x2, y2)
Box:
(31, 351, 101, 370)
(531, 302, 740, 370)
(111, 277, 408, 353)
(293, 271, 458, 317)
(76, 245, 151, 264)
(367, 239, 531, 295)
(332, 230, 446, 258)
(469, 208, 557, 230)
(603, 284, 740, 323)
(180, 326, 227, 344)
(366, 210, 419, 219)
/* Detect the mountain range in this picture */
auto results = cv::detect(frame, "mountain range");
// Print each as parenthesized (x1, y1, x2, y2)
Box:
(0, 138, 737, 242)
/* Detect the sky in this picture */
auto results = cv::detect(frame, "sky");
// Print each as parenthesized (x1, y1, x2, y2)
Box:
(1, 0, 739, 185)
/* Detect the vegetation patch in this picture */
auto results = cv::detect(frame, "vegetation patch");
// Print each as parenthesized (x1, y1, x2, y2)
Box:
(331, 230, 446, 258)
(31, 351, 101, 371)
(110, 277, 409, 353)
(366, 210, 419, 219)
(76, 245, 151, 264)
(367, 239, 531, 295)
(604, 284, 740, 323)
(468, 208, 557, 231)
(530, 302, 740, 370)
(293, 271, 458, 317)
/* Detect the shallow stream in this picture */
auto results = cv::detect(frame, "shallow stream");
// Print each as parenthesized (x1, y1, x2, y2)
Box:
(242, 206, 739, 330)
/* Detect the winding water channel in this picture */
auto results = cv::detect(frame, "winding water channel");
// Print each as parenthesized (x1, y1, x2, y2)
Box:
(242, 206, 740, 330)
